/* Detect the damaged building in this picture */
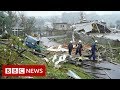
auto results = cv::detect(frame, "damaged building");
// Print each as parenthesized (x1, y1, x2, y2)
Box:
(53, 23, 71, 30)
(73, 12, 111, 34)
(73, 20, 111, 34)
(45, 22, 72, 36)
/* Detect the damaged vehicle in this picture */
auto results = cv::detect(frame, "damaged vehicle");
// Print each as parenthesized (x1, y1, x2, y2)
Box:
(24, 35, 42, 53)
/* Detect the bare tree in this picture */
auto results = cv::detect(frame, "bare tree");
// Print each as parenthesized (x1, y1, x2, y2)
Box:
(18, 12, 36, 35)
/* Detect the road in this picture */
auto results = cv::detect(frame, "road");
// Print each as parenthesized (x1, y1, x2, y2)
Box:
(40, 36, 60, 47)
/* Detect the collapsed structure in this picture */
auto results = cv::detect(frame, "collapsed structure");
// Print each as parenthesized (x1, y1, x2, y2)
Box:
(71, 12, 111, 34)
(73, 20, 111, 33)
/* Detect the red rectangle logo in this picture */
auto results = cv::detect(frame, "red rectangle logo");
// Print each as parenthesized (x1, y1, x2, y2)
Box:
(2, 65, 46, 77)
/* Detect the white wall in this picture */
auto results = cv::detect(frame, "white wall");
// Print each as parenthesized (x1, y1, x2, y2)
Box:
(54, 24, 69, 30)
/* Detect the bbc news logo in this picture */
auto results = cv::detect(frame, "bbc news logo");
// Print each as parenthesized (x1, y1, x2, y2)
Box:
(2, 65, 46, 76)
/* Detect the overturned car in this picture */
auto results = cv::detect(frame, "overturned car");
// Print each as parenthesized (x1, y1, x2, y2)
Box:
(24, 35, 45, 53)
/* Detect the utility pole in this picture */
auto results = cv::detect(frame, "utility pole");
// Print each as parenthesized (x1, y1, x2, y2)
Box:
(80, 11, 84, 23)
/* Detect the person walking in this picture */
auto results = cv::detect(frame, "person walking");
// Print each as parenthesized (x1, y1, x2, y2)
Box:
(75, 40, 83, 56)
(68, 41, 73, 55)
(89, 40, 98, 61)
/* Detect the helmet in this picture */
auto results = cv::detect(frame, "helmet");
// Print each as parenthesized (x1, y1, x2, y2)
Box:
(95, 40, 98, 43)
(79, 40, 82, 43)
(70, 41, 73, 43)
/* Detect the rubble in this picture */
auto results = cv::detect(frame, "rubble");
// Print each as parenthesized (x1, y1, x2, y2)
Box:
(43, 58, 49, 63)
(67, 70, 81, 79)
(52, 54, 58, 63)
(47, 45, 68, 52)
(54, 54, 67, 68)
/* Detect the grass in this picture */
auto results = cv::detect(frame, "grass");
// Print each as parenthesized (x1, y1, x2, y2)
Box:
(34, 62, 93, 79)
(61, 63, 93, 79)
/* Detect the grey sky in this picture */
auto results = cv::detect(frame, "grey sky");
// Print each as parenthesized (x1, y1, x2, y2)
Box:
(24, 11, 120, 17)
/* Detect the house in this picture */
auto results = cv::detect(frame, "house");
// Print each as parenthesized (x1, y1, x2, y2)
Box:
(73, 20, 111, 33)
(12, 24, 24, 36)
(53, 23, 71, 30)
(43, 22, 71, 36)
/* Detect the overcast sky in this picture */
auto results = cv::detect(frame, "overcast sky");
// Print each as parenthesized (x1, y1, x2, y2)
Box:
(23, 11, 120, 17)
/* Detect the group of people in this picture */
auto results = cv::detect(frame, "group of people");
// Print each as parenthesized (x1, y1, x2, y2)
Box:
(68, 40, 98, 61)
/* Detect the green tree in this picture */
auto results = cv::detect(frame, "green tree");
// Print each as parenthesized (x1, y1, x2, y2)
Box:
(0, 11, 6, 34)
(25, 17, 36, 34)
(0, 11, 18, 34)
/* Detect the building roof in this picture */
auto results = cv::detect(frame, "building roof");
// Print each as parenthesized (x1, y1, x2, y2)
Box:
(74, 21, 110, 33)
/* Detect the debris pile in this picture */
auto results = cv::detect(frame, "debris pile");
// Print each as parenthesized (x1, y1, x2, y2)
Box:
(47, 45, 68, 52)
(50, 54, 67, 68)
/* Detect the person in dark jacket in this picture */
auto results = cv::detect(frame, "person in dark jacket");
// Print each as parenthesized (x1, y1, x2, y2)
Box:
(68, 41, 73, 55)
(89, 40, 98, 61)
(75, 40, 83, 56)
